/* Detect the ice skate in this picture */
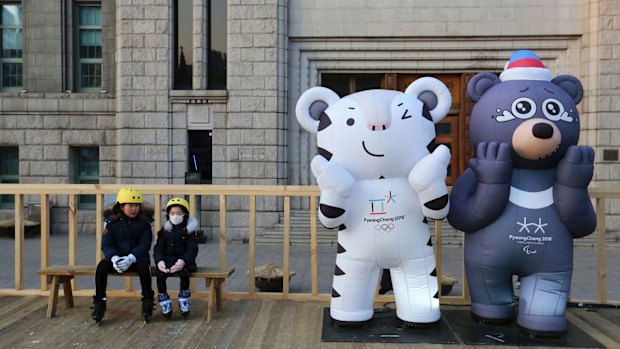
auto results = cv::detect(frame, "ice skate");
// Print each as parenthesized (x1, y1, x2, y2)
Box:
(178, 289, 191, 319)
(91, 297, 106, 326)
(158, 293, 172, 319)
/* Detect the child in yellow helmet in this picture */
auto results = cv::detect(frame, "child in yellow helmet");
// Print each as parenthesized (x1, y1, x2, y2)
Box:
(92, 187, 155, 325)
(154, 197, 199, 319)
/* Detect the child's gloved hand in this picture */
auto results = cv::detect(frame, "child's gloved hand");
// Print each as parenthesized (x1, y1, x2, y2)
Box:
(157, 260, 169, 273)
(117, 254, 136, 272)
(111, 255, 124, 273)
(169, 259, 185, 273)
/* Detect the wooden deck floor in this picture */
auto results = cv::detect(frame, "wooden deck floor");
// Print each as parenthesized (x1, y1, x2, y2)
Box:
(1, 296, 619, 348)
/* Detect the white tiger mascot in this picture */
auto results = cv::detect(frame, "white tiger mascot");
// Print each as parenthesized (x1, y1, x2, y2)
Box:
(295, 77, 451, 326)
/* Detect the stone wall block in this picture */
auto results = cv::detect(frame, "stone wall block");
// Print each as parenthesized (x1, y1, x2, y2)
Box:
(63, 130, 105, 144)
(43, 146, 66, 160)
(43, 115, 70, 129)
(27, 99, 59, 113)
(30, 161, 58, 176)
(26, 130, 61, 145)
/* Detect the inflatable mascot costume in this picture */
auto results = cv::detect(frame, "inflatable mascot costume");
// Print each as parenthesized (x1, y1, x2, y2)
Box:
(448, 50, 596, 335)
(295, 77, 451, 326)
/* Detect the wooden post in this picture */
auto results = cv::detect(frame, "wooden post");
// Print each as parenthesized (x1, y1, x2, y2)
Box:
(435, 220, 443, 300)
(15, 194, 24, 290)
(219, 195, 227, 268)
(596, 197, 607, 304)
(310, 195, 318, 296)
(283, 197, 290, 297)
(154, 194, 162, 241)
(248, 195, 256, 294)
(40, 194, 50, 290)
(68, 194, 78, 290)
(96, 194, 103, 263)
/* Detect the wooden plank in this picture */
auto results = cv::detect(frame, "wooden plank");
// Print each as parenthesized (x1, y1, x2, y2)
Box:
(14, 194, 24, 290)
(304, 301, 324, 349)
(219, 194, 227, 268)
(569, 308, 620, 344)
(283, 196, 290, 297)
(255, 299, 286, 349)
(310, 195, 318, 296)
(274, 301, 297, 349)
(0, 296, 47, 331)
(565, 310, 620, 349)
(164, 298, 213, 347)
(242, 299, 275, 349)
(40, 194, 50, 290)
(96, 194, 103, 262)
(222, 299, 263, 348)
(0, 296, 39, 319)
(596, 197, 607, 303)
(290, 301, 310, 349)
(0, 297, 62, 348)
(249, 195, 256, 294)
(71, 298, 146, 349)
(68, 194, 78, 292)
(200, 300, 253, 348)
(179, 299, 239, 347)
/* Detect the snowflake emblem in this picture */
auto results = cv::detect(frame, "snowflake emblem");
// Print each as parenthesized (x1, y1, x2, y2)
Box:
(516, 217, 548, 234)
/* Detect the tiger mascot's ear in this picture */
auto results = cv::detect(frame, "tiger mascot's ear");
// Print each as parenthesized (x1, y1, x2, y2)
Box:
(295, 87, 340, 133)
(404, 77, 452, 124)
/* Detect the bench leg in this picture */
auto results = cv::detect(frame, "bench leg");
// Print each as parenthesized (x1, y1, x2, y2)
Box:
(207, 278, 216, 322)
(47, 276, 60, 318)
(46, 275, 75, 318)
(215, 280, 223, 311)
(62, 277, 74, 309)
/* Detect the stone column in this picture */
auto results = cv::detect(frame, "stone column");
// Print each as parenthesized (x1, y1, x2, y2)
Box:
(115, 0, 171, 184)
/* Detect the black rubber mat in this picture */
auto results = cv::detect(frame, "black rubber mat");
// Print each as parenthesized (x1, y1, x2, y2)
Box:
(442, 309, 605, 347)
(321, 307, 459, 344)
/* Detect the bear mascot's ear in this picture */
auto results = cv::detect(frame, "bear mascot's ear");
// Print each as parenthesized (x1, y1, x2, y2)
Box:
(467, 72, 501, 103)
(295, 87, 340, 134)
(404, 77, 452, 124)
(552, 75, 584, 105)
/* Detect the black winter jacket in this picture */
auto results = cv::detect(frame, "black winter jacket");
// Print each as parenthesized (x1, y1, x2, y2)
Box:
(102, 211, 154, 262)
(153, 217, 199, 271)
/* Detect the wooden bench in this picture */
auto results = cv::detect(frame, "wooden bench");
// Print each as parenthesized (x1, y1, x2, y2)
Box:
(37, 265, 235, 322)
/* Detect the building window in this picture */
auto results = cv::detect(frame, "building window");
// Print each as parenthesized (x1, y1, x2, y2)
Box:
(0, 3, 22, 92)
(72, 147, 99, 209)
(174, 0, 193, 90)
(188, 130, 212, 184)
(207, 0, 226, 90)
(74, 3, 102, 92)
(0, 146, 18, 208)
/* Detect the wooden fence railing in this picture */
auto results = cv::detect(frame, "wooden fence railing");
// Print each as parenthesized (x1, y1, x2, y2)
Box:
(0, 184, 618, 305)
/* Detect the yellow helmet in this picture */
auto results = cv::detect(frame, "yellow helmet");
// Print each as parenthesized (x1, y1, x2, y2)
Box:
(166, 197, 190, 213)
(116, 187, 144, 204)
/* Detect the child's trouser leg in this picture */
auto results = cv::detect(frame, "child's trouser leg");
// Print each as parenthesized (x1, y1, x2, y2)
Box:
(94, 259, 114, 300)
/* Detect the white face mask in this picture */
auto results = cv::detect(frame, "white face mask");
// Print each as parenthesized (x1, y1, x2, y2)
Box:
(169, 215, 184, 225)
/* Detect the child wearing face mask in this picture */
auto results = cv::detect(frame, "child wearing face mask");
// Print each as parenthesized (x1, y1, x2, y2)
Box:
(154, 197, 199, 319)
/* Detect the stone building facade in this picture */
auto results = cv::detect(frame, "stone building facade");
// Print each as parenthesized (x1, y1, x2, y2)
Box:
(0, 0, 619, 236)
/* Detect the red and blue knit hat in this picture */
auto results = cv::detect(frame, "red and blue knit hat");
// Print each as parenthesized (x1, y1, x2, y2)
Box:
(499, 50, 552, 82)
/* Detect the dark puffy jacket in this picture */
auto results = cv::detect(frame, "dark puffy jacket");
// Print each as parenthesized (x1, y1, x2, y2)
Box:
(153, 217, 199, 271)
(102, 210, 154, 262)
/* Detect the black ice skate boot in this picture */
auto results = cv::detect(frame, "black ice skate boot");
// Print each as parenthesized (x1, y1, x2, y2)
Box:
(141, 296, 154, 323)
(91, 296, 106, 326)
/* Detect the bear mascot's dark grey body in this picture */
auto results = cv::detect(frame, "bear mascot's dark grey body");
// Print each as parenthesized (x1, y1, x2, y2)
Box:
(448, 50, 596, 335)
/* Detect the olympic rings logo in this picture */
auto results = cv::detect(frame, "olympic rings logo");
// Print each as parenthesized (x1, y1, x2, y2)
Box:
(375, 223, 395, 233)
